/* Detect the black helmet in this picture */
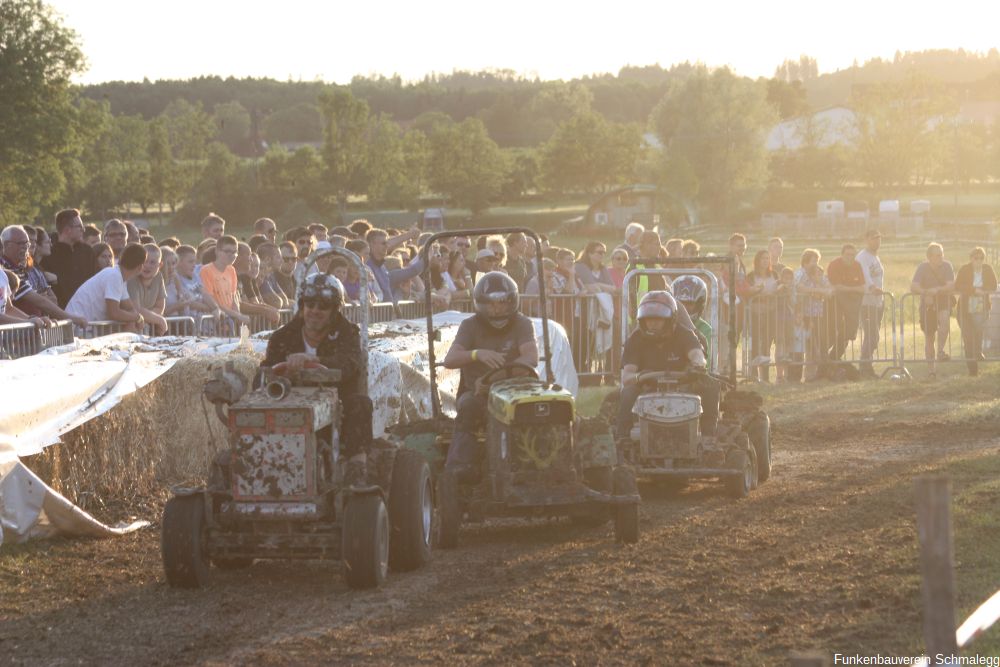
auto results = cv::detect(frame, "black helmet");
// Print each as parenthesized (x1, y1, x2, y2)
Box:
(672, 275, 708, 319)
(297, 272, 345, 312)
(473, 271, 519, 329)
(636, 290, 677, 338)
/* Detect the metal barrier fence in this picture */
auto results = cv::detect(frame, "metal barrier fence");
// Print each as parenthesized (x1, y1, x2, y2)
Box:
(0, 320, 75, 359)
(740, 291, 900, 381)
(897, 292, 1000, 374)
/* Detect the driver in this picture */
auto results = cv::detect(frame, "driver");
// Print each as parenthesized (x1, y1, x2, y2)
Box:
(616, 290, 720, 444)
(442, 271, 538, 479)
(259, 273, 373, 487)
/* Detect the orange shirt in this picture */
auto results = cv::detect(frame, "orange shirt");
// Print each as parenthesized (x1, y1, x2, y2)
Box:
(200, 263, 237, 309)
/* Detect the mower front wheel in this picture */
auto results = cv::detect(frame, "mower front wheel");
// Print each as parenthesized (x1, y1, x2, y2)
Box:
(388, 449, 433, 572)
(342, 493, 389, 590)
(161, 494, 211, 589)
(725, 445, 754, 499)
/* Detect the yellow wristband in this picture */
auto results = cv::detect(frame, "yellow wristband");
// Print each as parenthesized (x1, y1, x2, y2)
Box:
(471, 349, 478, 362)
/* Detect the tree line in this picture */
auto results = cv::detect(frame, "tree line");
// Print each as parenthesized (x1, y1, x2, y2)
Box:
(5, 0, 1000, 230)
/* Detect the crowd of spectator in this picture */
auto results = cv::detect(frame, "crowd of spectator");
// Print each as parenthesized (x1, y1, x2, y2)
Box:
(1, 209, 997, 378)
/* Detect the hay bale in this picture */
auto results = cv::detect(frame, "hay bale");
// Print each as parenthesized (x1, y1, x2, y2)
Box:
(24, 352, 260, 510)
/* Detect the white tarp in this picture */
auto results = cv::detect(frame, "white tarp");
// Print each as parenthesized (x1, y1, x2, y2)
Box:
(0, 312, 577, 545)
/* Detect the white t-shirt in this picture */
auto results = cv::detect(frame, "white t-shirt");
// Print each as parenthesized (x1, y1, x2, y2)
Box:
(66, 266, 130, 321)
(441, 271, 458, 292)
(0, 269, 10, 315)
(855, 248, 885, 307)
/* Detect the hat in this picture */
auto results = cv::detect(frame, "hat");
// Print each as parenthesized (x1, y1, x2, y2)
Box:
(864, 229, 881, 239)
(477, 248, 499, 261)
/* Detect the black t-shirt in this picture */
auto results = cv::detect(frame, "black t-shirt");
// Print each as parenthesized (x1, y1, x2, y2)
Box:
(621, 328, 701, 373)
(453, 313, 535, 395)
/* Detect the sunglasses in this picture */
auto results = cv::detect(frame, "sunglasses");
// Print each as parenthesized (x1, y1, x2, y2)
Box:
(303, 300, 333, 311)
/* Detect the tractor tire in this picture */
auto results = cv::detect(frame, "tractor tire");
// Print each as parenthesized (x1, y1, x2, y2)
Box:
(436, 469, 461, 550)
(212, 557, 253, 570)
(724, 447, 753, 499)
(612, 466, 640, 544)
(387, 449, 433, 572)
(572, 466, 613, 527)
(342, 494, 389, 590)
(745, 412, 772, 484)
(161, 494, 211, 589)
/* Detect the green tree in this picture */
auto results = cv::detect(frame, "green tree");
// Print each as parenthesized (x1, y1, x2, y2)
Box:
(850, 74, 955, 192)
(319, 88, 371, 216)
(160, 98, 215, 161)
(263, 102, 323, 143)
(213, 101, 251, 155)
(540, 112, 639, 193)
(650, 67, 776, 220)
(0, 0, 85, 225)
(500, 148, 539, 201)
(428, 118, 505, 214)
(148, 118, 178, 219)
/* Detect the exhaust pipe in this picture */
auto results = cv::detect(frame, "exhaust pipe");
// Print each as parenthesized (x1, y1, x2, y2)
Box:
(265, 377, 292, 400)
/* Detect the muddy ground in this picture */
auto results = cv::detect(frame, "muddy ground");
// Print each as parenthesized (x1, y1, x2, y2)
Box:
(3, 408, 999, 666)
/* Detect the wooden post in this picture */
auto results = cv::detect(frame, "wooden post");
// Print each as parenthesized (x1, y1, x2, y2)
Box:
(915, 475, 959, 658)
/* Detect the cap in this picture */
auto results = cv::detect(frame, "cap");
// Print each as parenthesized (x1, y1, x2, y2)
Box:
(477, 248, 498, 260)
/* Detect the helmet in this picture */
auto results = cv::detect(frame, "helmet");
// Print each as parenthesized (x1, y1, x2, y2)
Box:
(672, 275, 708, 319)
(473, 271, 519, 329)
(297, 272, 345, 312)
(636, 290, 677, 338)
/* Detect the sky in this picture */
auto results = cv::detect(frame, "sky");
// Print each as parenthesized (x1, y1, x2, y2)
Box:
(47, 0, 1000, 85)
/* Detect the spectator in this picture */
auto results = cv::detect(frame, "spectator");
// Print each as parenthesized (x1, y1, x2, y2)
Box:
(574, 242, 616, 294)
(201, 235, 250, 328)
(328, 256, 350, 286)
(253, 217, 278, 244)
(124, 221, 141, 245)
(126, 243, 169, 335)
(615, 222, 644, 261)
(24, 227, 57, 304)
(158, 236, 181, 249)
(471, 248, 502, 284)
(247, 234, 268, 253)
(67, 243, 147, 331)
(309, 223, 329, 243)
(775, 266, 796, 383)
(255, 242, 290, 309)
(634, 230, 667, 300)
(911, 242, 955, 376)
(665, 238, 684, 257)
(365, 228, 424, 304)
(161, 246, 184, 316)
(344, 239, 382, 303)
(856, 229, 885, 379)
(43, 209, 96, 308)
(553, 248, 583, 295)
(442, 250, 471, 299)
(795, 248, 834, 382)
(288, 226, 316, 278)
(485, 236, 507, 267)
(348, 219, 372, 239)
(719, 232, 750, 371)
(93, 243, 114, 271)
(504, 232, 533, 292)
(196, 238, 217, 265)
(608, 247, 630, 289)
(768, 237, 787, 274)
(172, 245, 218, 320)
(103, 219, 129, 257)
(681, 240, 700, 258)
(1, 225, 87, 327)
(826, 243, 865, 361)
(525, 258, 558, 295)
(425, 245, 452, 310)
(201, 213, 225, 241)
(82, 224, 101, 246)
(955, 247, 998, 376)
(331, 225, 356, 240)
(745, 250, 779, 382)
(235, 242, 280, 327)
(1, 266, 54, 328)
(329, 235, 348, 248)
(273, 241, 299, 300)
(139, 234, 155, 245)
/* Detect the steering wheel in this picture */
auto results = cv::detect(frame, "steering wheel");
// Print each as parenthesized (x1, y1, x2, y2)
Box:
(637, 369, 695, 387)
(271, 361, 342, 386)
(476, 361, 539, 392)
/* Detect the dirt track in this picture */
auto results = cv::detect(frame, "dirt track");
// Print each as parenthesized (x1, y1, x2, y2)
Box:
(3, 413, 999, 666)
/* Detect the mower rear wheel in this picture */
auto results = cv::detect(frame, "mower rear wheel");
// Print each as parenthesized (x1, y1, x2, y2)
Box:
(388, 449, 433, 572)
(342, 494, 389, 590)
(745, 412, 772, 484)
(161, 494, 211, 589)
(724, 447, 753, 499)
(612, 466, 639, 544)
(436, 469, 461, 550)
(572, 466, 613, 527)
